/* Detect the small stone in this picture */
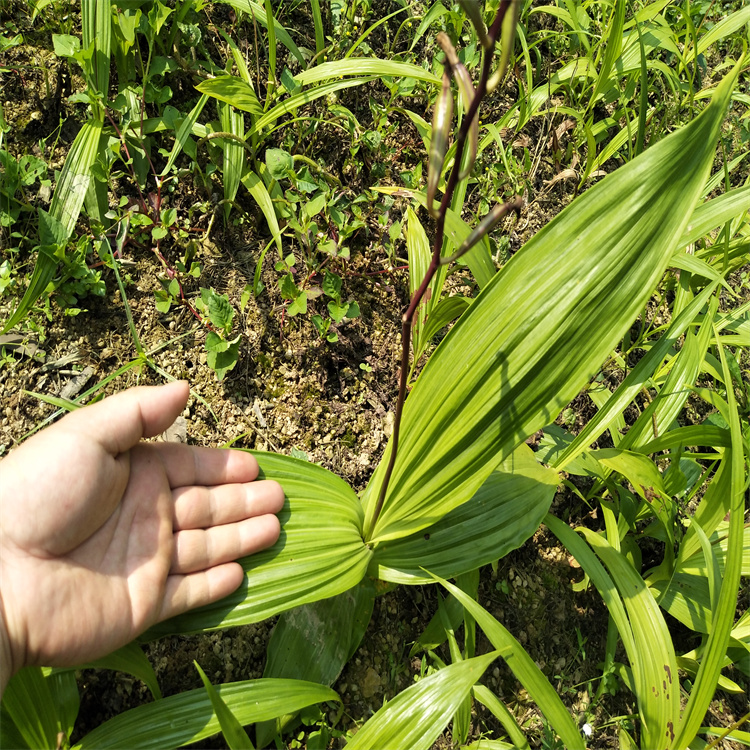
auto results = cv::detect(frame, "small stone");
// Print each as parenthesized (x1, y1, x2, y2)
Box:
(361, 668, 381, 699)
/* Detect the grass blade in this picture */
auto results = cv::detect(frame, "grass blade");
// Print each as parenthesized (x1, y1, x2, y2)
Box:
(241, 170, 282, 255)
(432, 574, 584, 750)
(194, 664, 254, 750)
(346, 652, 498, 750)
(73, 679, 338, 750)
(160, 94, 209, 177)
(673, 331, 747, 748)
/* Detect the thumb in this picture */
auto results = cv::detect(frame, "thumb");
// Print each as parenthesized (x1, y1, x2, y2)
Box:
(65, 381, 190, 456)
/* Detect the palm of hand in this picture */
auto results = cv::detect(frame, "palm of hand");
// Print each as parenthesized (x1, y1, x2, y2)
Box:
(0, 382, 283, 675)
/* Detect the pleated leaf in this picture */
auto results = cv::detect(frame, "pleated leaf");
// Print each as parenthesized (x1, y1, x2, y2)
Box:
(197, 76, 262, 117)
(146, 453, 369, 636)
(1, 667, 62, 750)
(346, 652, 498, 750)
(73, 679, 338, 750)
(361, 66, 739, 543)
(51, 117, 103, 239)
(371, 444, 558, 584)
(219, 102, 245, 221)
(81, 0, 111, 105)
(432, 575, 584, 750)
(263, 579, 375, 685)
(294, 59, 440, 86)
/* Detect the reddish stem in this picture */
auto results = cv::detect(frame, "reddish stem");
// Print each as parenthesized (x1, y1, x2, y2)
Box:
(369, 1, 516, 532)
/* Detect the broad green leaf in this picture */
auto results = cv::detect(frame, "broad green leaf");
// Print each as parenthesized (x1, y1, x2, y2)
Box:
(52, 33, 80, 57)
(197, 76, 262, 117)
(578, 529, 679, 748)
(406, 207, 446, 360)
(73, 679, 338, 750)
(373, 186, 495, 288)
(45, 669, 79, 742)
(1, 667, 63, 750)
(194, 663, 254, 750)
(74, 641, 161, 700)
(362, 66, 740, 543)
(147, 453, 370, 635)
(257, 579, 375, 747)
(593, 449, 675, 546)
(537, 425, 607, 479)
(370, 445, 558, 583)
(346, 652, 498, 750)
(654, 519, 750, 634)
(264, 579, 375, 685)
(241, 169, 283, 255)
(264, 147, 293, 179)
(677, 183, 750, 247)
(294, 59, 440, 87)
(433, 575, 584, 750)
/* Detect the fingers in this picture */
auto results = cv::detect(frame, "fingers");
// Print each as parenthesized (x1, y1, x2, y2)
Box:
(158, 563, 247, 623)
(64, 381, 190, 456)
(154, 443, 260, 490)
(173, 479, 284, 530)
(157, 510, 281, 622)
(171, 513, 281, 574)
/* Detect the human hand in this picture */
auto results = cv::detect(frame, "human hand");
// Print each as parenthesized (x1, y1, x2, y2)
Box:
(0, 381, 283, 693)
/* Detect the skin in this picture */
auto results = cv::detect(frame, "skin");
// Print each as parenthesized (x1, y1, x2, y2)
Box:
(0, 381, 284, 695)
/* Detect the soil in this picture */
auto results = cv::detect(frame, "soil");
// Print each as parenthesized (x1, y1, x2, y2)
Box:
(1, 4, 748, 749)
